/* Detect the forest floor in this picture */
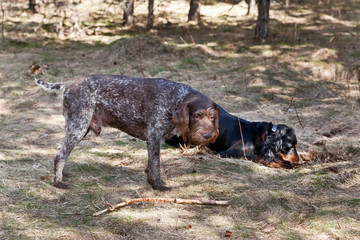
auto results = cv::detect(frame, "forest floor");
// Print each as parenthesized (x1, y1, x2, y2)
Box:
(0, 0, 359, 239)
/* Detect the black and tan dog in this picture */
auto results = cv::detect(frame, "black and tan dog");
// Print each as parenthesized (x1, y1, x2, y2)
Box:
(166, 105, 301, 169)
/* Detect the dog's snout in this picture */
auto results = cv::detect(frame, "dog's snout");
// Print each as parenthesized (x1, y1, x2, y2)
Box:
(203, 132, 213, 139)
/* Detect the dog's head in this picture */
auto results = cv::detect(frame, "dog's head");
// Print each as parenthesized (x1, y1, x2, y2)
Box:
(276, 124, 301, 165)
(172, 92, 220, 146)
(258, 123, 301, 167)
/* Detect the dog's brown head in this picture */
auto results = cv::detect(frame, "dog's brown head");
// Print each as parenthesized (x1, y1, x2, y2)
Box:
(172, 92, 220, 146)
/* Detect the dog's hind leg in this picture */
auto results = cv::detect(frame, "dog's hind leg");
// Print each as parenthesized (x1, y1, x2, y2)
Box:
(54, 115, 91, 189)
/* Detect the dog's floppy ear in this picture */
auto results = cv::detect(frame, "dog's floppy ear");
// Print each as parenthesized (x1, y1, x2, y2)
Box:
(255, 122, 267, 144)
(267, 122, 273, 133)
(210, 104, 220, 144)
(172, 102, 190, 143)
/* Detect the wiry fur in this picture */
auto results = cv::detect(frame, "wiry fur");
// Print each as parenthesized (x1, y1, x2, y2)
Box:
(36, 74, 219, 190)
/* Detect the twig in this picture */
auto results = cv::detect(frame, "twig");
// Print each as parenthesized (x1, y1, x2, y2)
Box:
(180, 36, 188, 44)
(1, 0, 4, 46)
(238, 118, 248, 161)
(336, 219, 342, 229)
(185, 26, 195, 45)
(93, 198, 229, 216)
(289, 97, 304, 128)
(137, 37, 146, 78)
(227, 0, 242, 12)
(220, 75, 228, 92)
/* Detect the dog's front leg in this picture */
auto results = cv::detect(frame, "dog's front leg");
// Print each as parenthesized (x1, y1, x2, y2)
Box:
(145, 136, 170, 191)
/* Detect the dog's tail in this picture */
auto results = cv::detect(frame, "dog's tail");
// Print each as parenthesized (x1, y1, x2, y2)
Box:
(35, 77, 64, 91)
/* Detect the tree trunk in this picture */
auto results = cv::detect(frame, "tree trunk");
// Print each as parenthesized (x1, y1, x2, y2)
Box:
(246, 0, 256, 16)
(1, 0, 4, 45)
(188, 0, 200, 24)
(255, 0, 270, 41)
(29, 0, 36, 13)
(123, 0, 134, 26)
(146, 0, 154, 31)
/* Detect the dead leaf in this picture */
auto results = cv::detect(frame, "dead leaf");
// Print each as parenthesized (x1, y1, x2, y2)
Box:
(31, 63, 41, 74)
(186, 224, 192, 229)
(31, 63, 49, 74)
(225, 230, 233, 237)
(40, 175, 52, 180)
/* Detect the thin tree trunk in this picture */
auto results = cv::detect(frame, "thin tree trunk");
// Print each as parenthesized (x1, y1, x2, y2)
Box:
(29, 0, 36, 13)
(0, 0, 4, 45)
(188, 0, 200, 23)
(146, 0, 154, 31)
(246, 0, 256, 16)
(255, 0, 270, 41)
(123, 0, 134, 26)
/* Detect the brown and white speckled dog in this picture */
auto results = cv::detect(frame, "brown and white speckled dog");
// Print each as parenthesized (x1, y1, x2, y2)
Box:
(36, 74, 220, 191)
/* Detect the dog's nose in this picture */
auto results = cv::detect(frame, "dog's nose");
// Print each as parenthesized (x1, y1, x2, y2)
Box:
(203, 132, 213, 139)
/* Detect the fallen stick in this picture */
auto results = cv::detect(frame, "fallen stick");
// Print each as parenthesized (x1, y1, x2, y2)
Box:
(93, 198, 229, 216)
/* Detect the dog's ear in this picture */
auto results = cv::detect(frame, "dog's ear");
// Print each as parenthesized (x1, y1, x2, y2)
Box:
(255, 123, 267, 144)
(172, 102, 190, 143)
(210, 104, 220, 144)
(268, 122, 273, 133)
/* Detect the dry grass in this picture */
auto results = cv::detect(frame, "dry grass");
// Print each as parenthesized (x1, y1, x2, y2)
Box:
(0, 0, 360, 239)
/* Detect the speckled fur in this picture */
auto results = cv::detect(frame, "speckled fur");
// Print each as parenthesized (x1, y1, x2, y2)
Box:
(36, 74, 219, 190)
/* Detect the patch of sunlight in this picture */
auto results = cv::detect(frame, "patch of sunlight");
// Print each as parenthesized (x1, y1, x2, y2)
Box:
(110, 207, 223, 237)
(0, 99, 12, 115)
(196, 45, 222, 57)
(202, 2, 248, 22)
(35, 114, 64, 126)
(320, 14, 355, 27)
(113, 208, 195, 227)
(208, 215, 235, 228)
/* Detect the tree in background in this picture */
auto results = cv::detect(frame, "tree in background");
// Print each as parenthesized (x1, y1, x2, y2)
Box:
(1, 0, 4, 45)
(188, 0, 200, 23)
(123, 0, 134, 26)
(246, 0, 256, 16)
(254, 0, 270, 41)
(146, 0, 154, 31)
(29, 0, 36, 13)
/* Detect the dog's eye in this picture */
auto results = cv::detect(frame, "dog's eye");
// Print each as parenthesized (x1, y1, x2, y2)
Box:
(282, 147, 292, 153)
(194, 114, 202, 120)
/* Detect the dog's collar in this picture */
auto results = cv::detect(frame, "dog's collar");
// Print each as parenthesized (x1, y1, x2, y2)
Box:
(263, 125, 278, 142)
(271, 125, 278, 132)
